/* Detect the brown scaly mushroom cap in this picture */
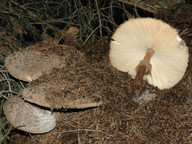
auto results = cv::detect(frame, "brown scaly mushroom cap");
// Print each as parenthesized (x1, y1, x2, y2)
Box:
(4, 27, 82, 82)
(109, 18, 189, 89)
(21, 63, 103, 110)
(5, 49, 65, 82)
(3, 96, 59, 134)
(3, 27, 103, 134)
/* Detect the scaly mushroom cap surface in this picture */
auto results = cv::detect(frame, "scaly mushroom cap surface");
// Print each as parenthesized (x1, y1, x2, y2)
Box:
(109, 18, 189, 89)
(5, 44, 84, 82)
(3, 96, 59, 134)
(21, 62, 103, 109)
(5, 50, 63, 82)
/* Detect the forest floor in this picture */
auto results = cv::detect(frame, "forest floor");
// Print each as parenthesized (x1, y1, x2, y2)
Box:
(3, 3, 192, 144)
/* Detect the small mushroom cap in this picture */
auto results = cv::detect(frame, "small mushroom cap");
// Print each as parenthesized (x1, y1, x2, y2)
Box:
(67, 26, 80, 36)
(109, 18, 189, 89)
(5, 50, 64, 82)
(3, 96, 59, 134)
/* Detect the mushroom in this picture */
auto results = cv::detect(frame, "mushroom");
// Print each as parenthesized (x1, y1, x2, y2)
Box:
(3, 64, 102, 134)
(4, 58, 102, 133)
(109, 18, 189, 89)
(3, 35, 103, 133)
(4, 27, 82, 82)
(3, 96, 59, 134)
(5, 49, 65, 82)
(4, 49, 103, 133)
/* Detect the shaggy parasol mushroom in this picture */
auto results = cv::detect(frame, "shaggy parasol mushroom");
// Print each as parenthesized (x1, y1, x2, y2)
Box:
(3, 96, 59, 134)
(4, 26, 81, 82)
(109, 18, 189, 89)
(4, 50, 102, 133)
(5, 49, 65, 82)
(3, 28, 103, 133)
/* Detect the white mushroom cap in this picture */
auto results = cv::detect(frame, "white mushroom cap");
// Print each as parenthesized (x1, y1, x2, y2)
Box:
(5, 50, 64, 82)
(3, 96, 59, 134)
(109, 18, 189, 89)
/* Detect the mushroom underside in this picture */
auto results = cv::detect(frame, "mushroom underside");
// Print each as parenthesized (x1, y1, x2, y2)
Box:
(109, 18, 189, 89)
(3, 96, 59, 134)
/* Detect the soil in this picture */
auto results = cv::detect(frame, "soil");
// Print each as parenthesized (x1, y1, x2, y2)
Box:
(9, 4, 192, 144)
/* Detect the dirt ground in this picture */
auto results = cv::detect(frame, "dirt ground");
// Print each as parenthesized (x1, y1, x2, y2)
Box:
(9, 4, 192, 144)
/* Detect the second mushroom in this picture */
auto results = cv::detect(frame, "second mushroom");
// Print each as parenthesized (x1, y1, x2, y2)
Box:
(109, 18, 189, 90)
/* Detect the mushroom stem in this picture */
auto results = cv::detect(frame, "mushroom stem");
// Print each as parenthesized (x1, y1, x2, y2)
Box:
(134, 48, 154, 86)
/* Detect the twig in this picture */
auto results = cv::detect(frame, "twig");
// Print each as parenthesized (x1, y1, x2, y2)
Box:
(57, 128, 103, 134)
(95, 0, 103, 38)
(117, 0, 157, 14)
(0, 126, 13, 144)
(82, 27, 99, 45)
(0, 125, 26, 143)
(0, 90, 19, 96)
(77, 123, 81, 144)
